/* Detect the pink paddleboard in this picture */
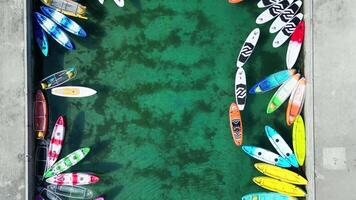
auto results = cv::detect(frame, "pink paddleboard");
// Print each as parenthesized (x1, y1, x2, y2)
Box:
(46, 116, 65, 170)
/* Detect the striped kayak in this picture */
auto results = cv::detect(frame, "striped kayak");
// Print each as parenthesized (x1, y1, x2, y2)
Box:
(34, 20, 49, 56)
(34, 12, 75, 50)
(293, 116, 306, 166)
(40, 6, 87, 37)
(229, 102, 243, 146)
(44, 147, 90, 178)
(249, 69, 295, 94)
(255, 163, 307, 185)
(242, 192, 297, 200)
(46, 173, 100, 186)
(253, 176, 306, 197)
(267, 73, 300, 114)
(47, 185, 94, 199)
(242, 146, 291, 168)
(46, 116, 65, 170)
(286, 77, 306, 125)
(265, 126, 299, 168)
(41, 67, 77, 90)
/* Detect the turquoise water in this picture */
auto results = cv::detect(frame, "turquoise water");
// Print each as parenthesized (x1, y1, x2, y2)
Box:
(35, 0, 305, 199)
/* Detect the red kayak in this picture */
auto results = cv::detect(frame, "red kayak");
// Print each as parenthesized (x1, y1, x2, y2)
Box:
(46, 173, 100, 186)
(46, 116, 65, 170)
(34, 90, 48, 139)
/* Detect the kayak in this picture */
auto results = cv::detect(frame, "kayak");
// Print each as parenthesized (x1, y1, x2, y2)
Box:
(229, 103, 243, 146)
(46, 116, 65, 170)
(114, 0, 125, 7)
(242, 192, 297, 200)
(44, 147, 90, 178)
(41, 67, 77, 90)
(40, 0, 88, 20)
(253, 176, 306, 197)
(34, 90, 48, 139)
(47, 185, 94, 199)
(34, 20, 49, 56)
(235, 68, 247, 110)
(229, 0, 243, 3)
(293, 116, 306, 166)
(257, 0, 284, 8)
(40, 6, 87, 37)
(256, 0, 294, 24)
(38, 187, 62, 200)
(46, 173, 100, 186)
(286, 77, 306, 125)
(242, 146, 291, 168)
(249, 69, 295, 94)
(51, 86, 97, 98)
(265, 125, 299, 168)
(95, 197, 105, 200)
(266, 73, 300, 114)
(34, 12, 75, 50)
(286, 21, 305, 69)
(255, 163, 307, 185)
(273, 13, 304, 48)
(236, 28, 260, 68)
(35, 140, 49, 179)
(269, 1, 302, 33)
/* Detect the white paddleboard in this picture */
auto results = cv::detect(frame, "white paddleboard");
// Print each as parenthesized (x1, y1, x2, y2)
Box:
(235, 68, 247, 111)
(236, 28, 260, 68)
(257, 0, 284, 8)
(256, 0, 294, 24)
(98, 0, 104, 4)
(269, 1, 302, 33)
(286, 21, 305, 69)
(51, 86, 97, 98)
(114, 0, 124, 7)
(273, 13, 303, 48)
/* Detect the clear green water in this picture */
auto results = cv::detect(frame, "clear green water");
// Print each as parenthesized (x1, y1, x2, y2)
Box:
(35, 0, 305, 199)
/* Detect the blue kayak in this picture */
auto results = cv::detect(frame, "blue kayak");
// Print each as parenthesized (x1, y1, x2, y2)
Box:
(40, 6, 87, 38)
(249, 69, 295, 94)
(34, 20, 49, 56)
(34, 12, 75, 50)
(242, 192, 297, 200)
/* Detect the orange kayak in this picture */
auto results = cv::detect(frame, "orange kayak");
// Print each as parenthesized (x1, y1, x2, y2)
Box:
(286, 78, 306, 125)
(229, 0, 243, 3)
(34, 90, 48, 139)
(229, 102, 243, 146)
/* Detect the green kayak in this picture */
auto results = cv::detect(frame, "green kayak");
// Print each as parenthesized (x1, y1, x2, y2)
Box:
(41, 67, 77, 90)
(43, 147, 90, 178)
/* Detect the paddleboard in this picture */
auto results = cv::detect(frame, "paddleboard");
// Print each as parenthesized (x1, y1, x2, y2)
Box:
(229, 0, 243, 3)
(114, 0, 125, 7)
(265, 125, 299, 168)
(293, 116, 306, 166)
(51, 86, 97, 98)
(269, 1, 302, 33)
(257, 0, 284, 8)
(249, 69, 295, 94)
(273, 13, 304, 48)
(46, 173, 100, 186)
(34, 20, 49, 56)
(46, 116, 65, 170)
(41, 67, 77, 90)
(236, 28, 260, 68)
(242, 146, 291, 168)
(44, 147, 90, 178)
(255, 163, 307, 185)
(98, 0, 104, 4)
(286, 77, 306, 125)
(267, 73, 300, 114)
(235, 68, 247, 110)
(242, 192, 297, 200)
(256, 0, 294, 24)
(253, 176, 306, 197)
(47, 185, 94, 199)
(40, 6, 87, 37)
(286, 21, 305, 69)
(229, 103, 243, 146)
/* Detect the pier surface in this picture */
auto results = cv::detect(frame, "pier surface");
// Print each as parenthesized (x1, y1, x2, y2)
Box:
(0, 0, 26, 199)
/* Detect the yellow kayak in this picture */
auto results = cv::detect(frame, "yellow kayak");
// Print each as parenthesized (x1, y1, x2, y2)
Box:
(253, 176, 306, 197)
(255, 163, 308, 185)
(293, 116, 306, 166)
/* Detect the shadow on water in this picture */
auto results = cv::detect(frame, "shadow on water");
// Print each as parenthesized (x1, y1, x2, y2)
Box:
(131, 0, 142, 10)
(79, 162, 122, 174)
(67, 112, 86, 150)
(104, 185, 124, 199)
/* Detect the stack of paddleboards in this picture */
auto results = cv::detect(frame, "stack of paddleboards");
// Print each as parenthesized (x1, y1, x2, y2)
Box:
(256, 0, 305, 69)
(34, 6, 88, 56)
(242, 122, 307, 198)
(98, 0, 125, 7)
